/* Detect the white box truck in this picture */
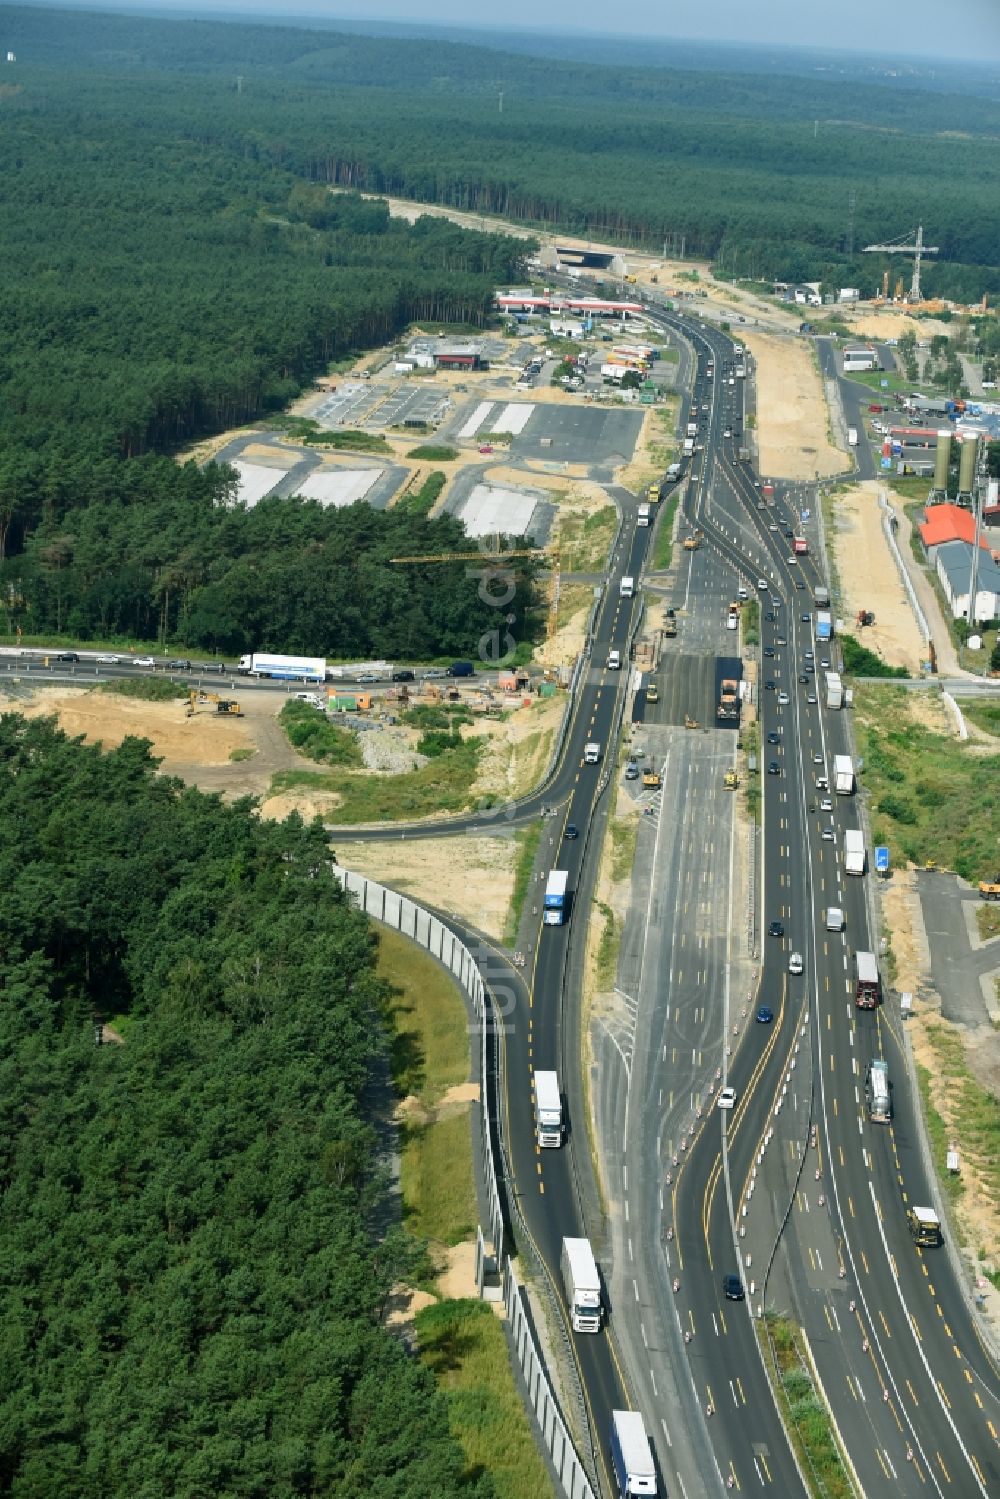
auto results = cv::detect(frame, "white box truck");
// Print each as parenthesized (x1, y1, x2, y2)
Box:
(620, 575, 635, 598)
(826, 906, 845, 932)
(848, 426, 859, 447)
(844, 829, 866, 875)
(610, 1410, 657, 1495)
(584, 741, 601, 764)
(561, 1237, 602, 1332)
(238, 653, 326, 682)
(637, 503, 651, 527)
(834, 754, 854, 794)
(533, 1070, 563, 1148)
(543, 870, 569, 926)
(825, 671, 843, 709)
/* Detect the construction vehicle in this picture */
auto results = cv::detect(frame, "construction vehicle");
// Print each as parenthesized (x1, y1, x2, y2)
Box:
(717, 677, 739, 723)
(642, 768, 662, 789)
(684, 715, 699, 730)
(856, 609, 875, 627)
(663, 616, 677, 638)
(683, 529, 703, 551)
(646, 683, 659, 703)
(724, 769, 738, 789)
(979, 876, 1000, 901)
(186, 691, 243, 717)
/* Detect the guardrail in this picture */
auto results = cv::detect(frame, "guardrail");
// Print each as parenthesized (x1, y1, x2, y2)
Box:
(877, 488, 932, 648)
(336, 869, 596, 1499)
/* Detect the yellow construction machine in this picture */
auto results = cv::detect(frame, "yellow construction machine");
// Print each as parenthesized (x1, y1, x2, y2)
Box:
(187, 690, 243, 718)
(642, 768, 662, 789)
(684, 715, 699, 730)
(723, 769, 738, 789)
(683, 529, 703, 551)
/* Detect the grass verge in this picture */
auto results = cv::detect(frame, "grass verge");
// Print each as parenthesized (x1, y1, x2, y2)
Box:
(651, 490, 680, 571)
(595, 899, 620, 989)
(916, 1018, 1000, 1220)
(416, 1300, 555, 1499)
(394, 470, 448, 517)
(853, 684, 1000, 881)
(280, 700, 365, 766)
(376, 928, 477, 1247)
(408, 445, 458, 461)
(760, 1315, 852, 1498)
(271, 738, 484, 823)
(611, 816, 640, 882)
(976, 903, 1000, 941)
(504, 818, 544, 945)
(229, 747, 255, 762)
(557, 503, 617, 572)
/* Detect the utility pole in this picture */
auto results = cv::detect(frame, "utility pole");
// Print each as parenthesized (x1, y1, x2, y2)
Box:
(498, 89, 503, 115)
(967, 437, 986, 632)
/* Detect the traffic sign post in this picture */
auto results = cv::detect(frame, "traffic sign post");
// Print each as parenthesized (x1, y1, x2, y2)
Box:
(875, 846, 890, 876)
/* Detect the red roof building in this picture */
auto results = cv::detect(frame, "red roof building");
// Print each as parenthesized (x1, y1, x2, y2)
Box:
(919, 503, 992, 552)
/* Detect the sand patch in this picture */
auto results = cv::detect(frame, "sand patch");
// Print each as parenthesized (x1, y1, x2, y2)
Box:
(437, 1239, 479, 1300)
(827, 482, 928, 674)
(0, 686, 251, 765)
(335, 834, 518, 941)
(743, 332, 845, 481)
(439, 1082, 481, 1108)
(260, 788, 344, 822)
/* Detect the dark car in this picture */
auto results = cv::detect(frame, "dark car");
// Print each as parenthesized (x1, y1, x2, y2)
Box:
(763, 646, 775, 658)
(768, 920, 784, 938)
(801, 613, 811, 623)
(805, 663, 815, 675)
(447, 661, 475, 678)
(765, 611, 776, 622)
(564, 824, 579, 840)
(767, 732, 780, 744)
(768, 760, 780, 775)
(799, 673, 808, 684)
(764, 679, 776, 691)
(391, 669, 415, 683)
(168, 658, 192, 671)
(756, 1006, 774, 1024)
(54, 651, 80, 663)
(722, 1274, 745, 1301)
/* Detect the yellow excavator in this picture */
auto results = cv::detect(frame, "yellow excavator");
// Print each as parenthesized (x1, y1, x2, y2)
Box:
(979, 875, 1000, 901)
(642, 768, 662, 789)
(187, 690, 243, 718)
(724, 769, 738, 789)
(683, 529, 703, 551)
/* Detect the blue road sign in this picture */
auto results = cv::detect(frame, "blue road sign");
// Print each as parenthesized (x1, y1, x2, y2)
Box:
(875, 846, 890, 874)
(802, 509, 811, 521)
(880, 378, 889, 388)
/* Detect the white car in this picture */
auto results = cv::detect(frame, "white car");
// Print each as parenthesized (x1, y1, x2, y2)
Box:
(813, 753, 823, 764)
(822, 827, 835, 841)
(718, 1086, 737, 1111)
(778, 691, 790, 705)
(789, 952, 804, 975)
(134, 656, 156, 668)
(820, 797, 833, 811)
(96, 654, 121, 665)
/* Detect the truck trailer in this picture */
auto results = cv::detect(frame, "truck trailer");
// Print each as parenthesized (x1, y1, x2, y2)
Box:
(825, 671, 843, 709)
(543, 871, 569, 927)
(844, 829, 866, 875)
(814, 585, 830, 608)
(533, 1070, 564, 1148)
(610, 1410, 657, 1496)
(855, 950, 880, 1009)
(561, 1237, 603, 1333)
(815, 610, 833, 642)
(834, 755, 854, 794)
(238, 653, 326, 682)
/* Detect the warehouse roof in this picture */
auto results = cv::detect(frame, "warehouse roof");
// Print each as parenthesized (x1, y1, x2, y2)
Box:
(936, 539, 1000, 595)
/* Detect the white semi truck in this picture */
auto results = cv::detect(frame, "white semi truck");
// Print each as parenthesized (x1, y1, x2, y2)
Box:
(543, 871, 569, 927)
(610, 1410, 657, 1495)
(237, 653, 326, 682)
(844, 829, 866, 875)
(834, 754, 855, 794)
(825, 670, 843, 709)
(561, 1237, 602, 1333)
(533, 1070, 564, 1148)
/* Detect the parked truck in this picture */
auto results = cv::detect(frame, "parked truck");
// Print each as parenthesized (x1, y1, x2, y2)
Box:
(238, 653, 326, 682)
(610, 1410, 657, 1495)
(848, 426, 859, 447)
(815, 610, 833, 641)
(834, 755, 854, 794)
(825, 671, 843, 709)
(855, 950, 880, 1009)
(561, 1237, 603, 1332)
(533, 1070, 564, 1148)
(844, 829, 866, 875)
(544, 871, 569, 926)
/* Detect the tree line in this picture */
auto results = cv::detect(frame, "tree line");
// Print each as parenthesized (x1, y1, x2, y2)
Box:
(0, 715, 493, 1496)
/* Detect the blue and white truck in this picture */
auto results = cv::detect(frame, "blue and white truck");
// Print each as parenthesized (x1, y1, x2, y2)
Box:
(238, 653, 326, 682)
(610, 1409, 657, 1495)
(815, 611, 833, 642)
(544, 870, 569, 926)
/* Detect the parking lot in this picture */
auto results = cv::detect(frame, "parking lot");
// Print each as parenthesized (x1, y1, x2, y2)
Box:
(312, 380, 452, 431)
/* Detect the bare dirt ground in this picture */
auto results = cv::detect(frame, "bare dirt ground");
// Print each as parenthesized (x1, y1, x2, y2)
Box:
(828, 481, 928, 673)
(742, 332, 846, 481)
(835, 307, 957, 344)
(882, 496, 966, 677)
(335, 834, 518, 941)
(882, 872, 1000, 1321)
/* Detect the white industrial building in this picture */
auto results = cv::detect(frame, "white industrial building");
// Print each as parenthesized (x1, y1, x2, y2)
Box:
(935, 540, 1000, 623)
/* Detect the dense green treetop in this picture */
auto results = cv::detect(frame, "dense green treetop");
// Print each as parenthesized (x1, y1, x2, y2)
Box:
(0, 713, 492, 1496)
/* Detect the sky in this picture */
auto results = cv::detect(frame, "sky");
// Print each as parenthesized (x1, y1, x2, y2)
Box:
(104, 0, 1000, 64)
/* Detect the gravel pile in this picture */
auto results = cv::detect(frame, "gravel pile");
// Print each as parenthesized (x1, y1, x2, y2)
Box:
(360, 727, 427, 775)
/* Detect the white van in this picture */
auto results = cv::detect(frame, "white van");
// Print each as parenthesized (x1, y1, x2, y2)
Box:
(789, 952, 804, 975)
(607, 649, 622, 670)
(826, 906, 845, 932)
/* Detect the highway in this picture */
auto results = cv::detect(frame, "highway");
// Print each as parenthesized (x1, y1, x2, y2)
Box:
(647, 308, 1000, 1495)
